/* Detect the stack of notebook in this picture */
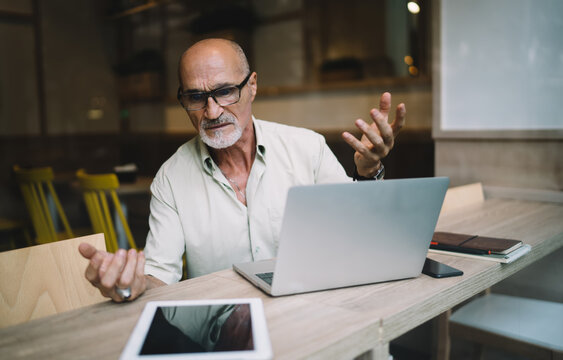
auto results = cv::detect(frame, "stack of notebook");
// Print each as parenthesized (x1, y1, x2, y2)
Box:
(429, 232, 531, 263)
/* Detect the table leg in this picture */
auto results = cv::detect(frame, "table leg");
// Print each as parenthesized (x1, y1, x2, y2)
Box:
(433, 309, 451, 360)
(354, 342, 390, 360)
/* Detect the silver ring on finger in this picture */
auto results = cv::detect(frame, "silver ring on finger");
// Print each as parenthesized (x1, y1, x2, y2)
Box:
(115, 286, 132, 301)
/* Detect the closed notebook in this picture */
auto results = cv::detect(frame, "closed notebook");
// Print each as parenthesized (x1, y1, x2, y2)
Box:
(431, 232, 523, 255)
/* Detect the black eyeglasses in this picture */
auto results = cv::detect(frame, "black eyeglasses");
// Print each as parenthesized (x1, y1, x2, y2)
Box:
(177, 73, 252, 111)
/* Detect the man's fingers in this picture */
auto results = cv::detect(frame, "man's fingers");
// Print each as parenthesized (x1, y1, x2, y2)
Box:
(99, 252, 115, 278)
(83, 248, 108, 284)
(108, 289, 127, 303)
(136, 251, 146, 278)
(100, 249, 127, 289)
(116, 251, 147, 302)
(342, 131, 368, 154)
(378, 92, 392, 115)
(78, 243, 96, 259)
(80, 244, 146, 303)
(129, 251, 147, 300)
(343, 127, 384, 167)
(344, 92, 404, 176)
(354, 118, 389, 158)
(391, 103, 406, 136)
(370, 109, 394, 147)
(118, 249, 138, 288)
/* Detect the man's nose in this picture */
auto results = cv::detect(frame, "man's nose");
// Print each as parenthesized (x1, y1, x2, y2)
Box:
(204, 96, 223, 119)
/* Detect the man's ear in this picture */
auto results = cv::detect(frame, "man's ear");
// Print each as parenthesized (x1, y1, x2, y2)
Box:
(249, 72, 258, 101)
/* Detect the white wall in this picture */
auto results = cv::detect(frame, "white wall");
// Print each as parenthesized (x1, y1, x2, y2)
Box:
(434, 0, 563, 191)
(440, 0, 563, 132)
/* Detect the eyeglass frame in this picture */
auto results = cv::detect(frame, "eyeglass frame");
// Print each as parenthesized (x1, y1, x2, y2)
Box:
(177, 72, 252, 111)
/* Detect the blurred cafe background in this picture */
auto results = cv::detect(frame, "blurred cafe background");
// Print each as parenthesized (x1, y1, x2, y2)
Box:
(1, 1, 561, 358)
(0, 0, 434, 249)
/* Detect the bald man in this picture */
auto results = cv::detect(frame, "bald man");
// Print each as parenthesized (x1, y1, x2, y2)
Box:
(79, 39, 405, 302)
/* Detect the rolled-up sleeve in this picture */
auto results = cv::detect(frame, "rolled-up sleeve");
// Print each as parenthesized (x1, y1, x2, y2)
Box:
(315, 137, 351, 184)
(144, 171, 185, 284)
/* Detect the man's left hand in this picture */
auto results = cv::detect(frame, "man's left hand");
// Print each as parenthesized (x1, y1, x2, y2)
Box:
(342, 92, 406, 177)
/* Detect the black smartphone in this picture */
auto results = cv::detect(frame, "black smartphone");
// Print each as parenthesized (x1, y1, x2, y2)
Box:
(422, 258, 463, 278)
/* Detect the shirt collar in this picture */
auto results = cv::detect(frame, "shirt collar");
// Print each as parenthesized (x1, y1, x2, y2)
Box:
(200, 138, 214, 175)
(199, 115, 267, 175)
(253, 116, 267, 160)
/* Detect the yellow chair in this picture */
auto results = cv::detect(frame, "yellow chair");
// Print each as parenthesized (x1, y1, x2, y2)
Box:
(0, 233, 107, 328)
(13, 165, 74, 244)
(76, 169, 137, 253)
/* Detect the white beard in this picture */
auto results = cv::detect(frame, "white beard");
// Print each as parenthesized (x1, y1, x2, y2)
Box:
(199, 114, 243, 149)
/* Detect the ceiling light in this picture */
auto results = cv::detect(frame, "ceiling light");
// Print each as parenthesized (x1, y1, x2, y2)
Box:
(407, 1, 420, 14)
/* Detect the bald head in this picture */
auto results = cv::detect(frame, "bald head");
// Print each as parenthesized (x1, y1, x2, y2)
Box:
(178, 39, 250, 89)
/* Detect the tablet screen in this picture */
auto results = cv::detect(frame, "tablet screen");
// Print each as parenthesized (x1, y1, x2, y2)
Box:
(141, 304, 253, 354)
(120, 298, 272, 360)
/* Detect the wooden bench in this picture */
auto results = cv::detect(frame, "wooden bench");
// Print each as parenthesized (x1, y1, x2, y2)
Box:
(450, 293, 563, 360)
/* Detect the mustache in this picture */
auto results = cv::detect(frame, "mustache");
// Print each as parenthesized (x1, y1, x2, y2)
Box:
(201, 114, 235, 129)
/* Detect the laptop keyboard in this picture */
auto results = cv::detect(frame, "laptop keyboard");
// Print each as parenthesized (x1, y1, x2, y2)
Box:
(256, 272, 274, 285)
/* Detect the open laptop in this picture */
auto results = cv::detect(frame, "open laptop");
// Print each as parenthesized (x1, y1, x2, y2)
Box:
(234, 177, 449, 296)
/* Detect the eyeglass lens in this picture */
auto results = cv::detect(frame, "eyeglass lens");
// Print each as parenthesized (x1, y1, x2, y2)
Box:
(182, 87, 240, 110)
(179, 73, 251, 111)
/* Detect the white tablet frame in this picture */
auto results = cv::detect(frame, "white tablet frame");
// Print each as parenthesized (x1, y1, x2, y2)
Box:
(120, 298, 272, 360)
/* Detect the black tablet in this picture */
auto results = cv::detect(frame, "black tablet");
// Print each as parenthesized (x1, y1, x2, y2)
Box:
(120, 298, 272, 360)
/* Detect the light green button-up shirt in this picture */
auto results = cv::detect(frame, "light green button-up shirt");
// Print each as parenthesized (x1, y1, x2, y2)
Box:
(144, 118, 350, 283)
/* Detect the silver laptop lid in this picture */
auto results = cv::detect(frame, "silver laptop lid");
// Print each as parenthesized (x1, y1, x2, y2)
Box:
(270, 177, 449, 295)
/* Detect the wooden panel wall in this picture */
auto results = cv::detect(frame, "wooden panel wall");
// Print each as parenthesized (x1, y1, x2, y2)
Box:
(435, 140, 563, 191)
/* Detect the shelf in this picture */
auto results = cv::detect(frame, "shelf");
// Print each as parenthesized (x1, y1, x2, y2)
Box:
(0, 10, 33, 22)
(161, 76, 431, 105)
(257, 76, 431, 97)
(107, 0, 171, 20)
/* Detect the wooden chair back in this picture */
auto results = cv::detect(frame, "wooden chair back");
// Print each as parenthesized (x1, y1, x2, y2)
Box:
(440, 182, 485, 216)
(76, 169, 136, 253)
(13, 165, 74, 244)
(0, 233, 107, 328)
